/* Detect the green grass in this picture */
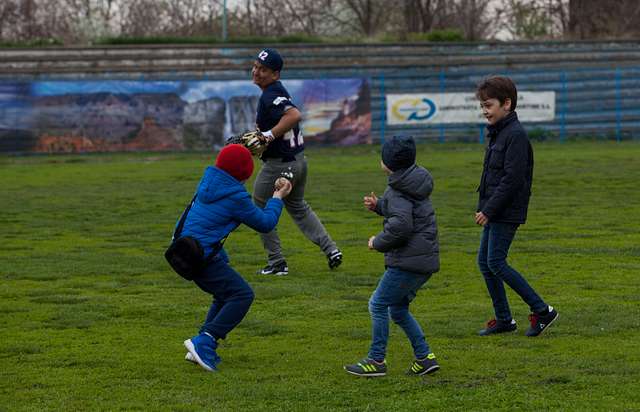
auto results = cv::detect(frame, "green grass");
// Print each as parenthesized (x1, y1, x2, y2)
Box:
(1, 142, 639, 411)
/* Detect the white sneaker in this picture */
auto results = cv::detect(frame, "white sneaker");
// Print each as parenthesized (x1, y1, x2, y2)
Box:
(185, 351, 197, 363)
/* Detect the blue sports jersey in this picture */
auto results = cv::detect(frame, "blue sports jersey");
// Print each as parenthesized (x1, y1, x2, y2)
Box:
(256, 81, 304, 160)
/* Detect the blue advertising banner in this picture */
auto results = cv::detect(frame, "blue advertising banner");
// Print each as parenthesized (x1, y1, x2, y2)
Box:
(0, 78, 371, 153)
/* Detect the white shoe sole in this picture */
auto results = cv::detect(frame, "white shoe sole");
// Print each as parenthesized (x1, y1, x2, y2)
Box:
(185, 352, 196, 363)
(535, 312, 559, 336)
(416, 364, 440, 376)
(183, 339, 215, 372)
(259, 271, 288, 276)
(344, 367, 386, 377)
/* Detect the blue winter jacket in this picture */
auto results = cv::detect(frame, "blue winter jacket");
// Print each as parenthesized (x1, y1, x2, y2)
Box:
(180, 166, 284, 259)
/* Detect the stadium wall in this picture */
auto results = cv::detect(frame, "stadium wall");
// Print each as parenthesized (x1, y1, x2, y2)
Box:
(1, 41, 639, 151)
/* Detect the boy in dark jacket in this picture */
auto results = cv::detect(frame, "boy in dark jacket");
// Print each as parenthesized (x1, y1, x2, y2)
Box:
(475, 76, 558, 337)
(344, 135, 440, 377)
(180, 144, 292, 372)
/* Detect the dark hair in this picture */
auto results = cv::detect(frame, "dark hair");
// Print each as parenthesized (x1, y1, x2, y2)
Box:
(476, 76, 517, 111)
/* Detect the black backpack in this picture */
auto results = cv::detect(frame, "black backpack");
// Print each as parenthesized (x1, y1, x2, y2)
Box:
(164, 194, 224, 281)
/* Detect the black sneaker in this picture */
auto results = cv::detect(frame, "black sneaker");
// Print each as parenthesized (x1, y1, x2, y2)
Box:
(327, 249, 343, 269)
(257, 261, 288, 276)
(407, 353, 440, 376)
(526, 306, 558, 337)
(344, 359, 387, 377)
(479, 318, 517, 336)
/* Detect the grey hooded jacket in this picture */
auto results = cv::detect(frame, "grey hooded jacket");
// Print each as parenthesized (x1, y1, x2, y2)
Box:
(372, 164, 440, 275)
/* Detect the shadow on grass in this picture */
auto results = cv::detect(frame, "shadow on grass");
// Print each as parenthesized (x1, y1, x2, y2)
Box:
(237, 318, 290, 337)
(31, 295, 89, 305)
(0, 343, 43, 356)
(46, 304, 116, 329)
(334, 274, 378, 287)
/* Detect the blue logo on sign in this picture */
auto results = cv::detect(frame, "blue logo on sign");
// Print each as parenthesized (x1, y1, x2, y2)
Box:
(392, 98, 437, 122)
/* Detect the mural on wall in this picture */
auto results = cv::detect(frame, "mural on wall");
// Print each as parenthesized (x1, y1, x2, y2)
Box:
(0, 78, 371, 153)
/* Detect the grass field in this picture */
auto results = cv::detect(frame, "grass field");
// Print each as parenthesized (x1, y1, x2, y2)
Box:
(1, 142, 639, 411)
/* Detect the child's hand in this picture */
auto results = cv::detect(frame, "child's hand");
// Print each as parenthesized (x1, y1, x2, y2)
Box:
(475, 211, 489, 226)
(368, 236, 375, 250)
(364, 192, 378, 211)
(274, 177, 288, 190)
(274, 178, 293, 199)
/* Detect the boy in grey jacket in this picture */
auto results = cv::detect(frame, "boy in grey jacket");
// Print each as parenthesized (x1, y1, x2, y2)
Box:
(344, 135, 440, 377)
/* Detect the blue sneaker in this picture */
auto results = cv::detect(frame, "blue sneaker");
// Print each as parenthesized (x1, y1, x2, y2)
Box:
(184, 332, 221, 372)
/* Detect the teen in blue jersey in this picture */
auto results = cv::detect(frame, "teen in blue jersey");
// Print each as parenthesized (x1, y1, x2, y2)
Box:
(249, 48, 342, 276)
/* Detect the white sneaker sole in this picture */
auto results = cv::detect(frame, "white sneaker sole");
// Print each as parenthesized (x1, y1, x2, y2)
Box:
(416, 364, 440, 376)
(259, 270, 288, 276)
(185, 352, 197, 363)
(537, 312, 559, 336)
(344, 367, 386, 377)
(183, 339, 215, 372)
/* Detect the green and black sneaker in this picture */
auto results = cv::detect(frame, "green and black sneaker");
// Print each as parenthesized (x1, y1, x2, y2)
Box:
(344, 358, 387, 377)
(407, 353, 440, 376)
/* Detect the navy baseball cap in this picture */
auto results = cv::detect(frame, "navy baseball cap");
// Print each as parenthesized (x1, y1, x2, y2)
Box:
(256, 48, 283, 72)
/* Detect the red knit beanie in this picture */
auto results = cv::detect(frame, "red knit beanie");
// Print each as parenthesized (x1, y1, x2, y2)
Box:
(215, 144, 254, 181)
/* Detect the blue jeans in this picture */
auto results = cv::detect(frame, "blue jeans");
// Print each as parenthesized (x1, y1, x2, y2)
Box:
(193, 255, 255, 341)
(368, 267, 432, 362)
(478, 222, 547, 321)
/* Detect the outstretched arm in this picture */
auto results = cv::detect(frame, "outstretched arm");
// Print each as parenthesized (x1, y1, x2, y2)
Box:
(234, 180, 292, 233)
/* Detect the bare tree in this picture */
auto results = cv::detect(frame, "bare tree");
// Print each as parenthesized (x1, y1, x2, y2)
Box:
(316, 0, 401, 37)
(60, 0, 119, 41)
(547, 0, 569, 36)
(119, 0, 171, 37)
(18, 0, 40, 39)
(239, 0, 284, 36)
(281, 0, 326, 35)
(163, 0, 221, 36)
(0, 0, 74, 42)
(235, 0, 327, 37)
(403, 0, 454, 33)
(452, 0, 494, 40)
(498, 0, 550, 40)
(9, 0, 639, 44)
(0, 0, 20, 41)
(569, 0, 640, 39)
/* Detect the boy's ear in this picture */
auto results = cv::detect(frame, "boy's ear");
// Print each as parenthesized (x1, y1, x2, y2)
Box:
(503, 98, 512, 111)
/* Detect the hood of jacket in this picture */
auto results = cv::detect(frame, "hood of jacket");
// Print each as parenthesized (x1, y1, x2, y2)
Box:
(388, 164, 433, 200)
(198, 166, 246, 203)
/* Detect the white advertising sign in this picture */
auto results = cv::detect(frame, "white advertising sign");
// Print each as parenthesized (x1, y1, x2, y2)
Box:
(386, 92, 555, 125)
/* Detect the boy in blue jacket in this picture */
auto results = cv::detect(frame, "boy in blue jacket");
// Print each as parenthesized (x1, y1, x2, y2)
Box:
(180, 144, 292, 372)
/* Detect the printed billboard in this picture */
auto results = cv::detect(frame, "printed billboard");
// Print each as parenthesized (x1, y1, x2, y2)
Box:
(0, 78, 371, 153)
(386, 92, 555, 125)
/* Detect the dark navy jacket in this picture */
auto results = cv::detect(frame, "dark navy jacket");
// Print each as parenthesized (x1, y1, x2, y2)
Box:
(181, 166, 284, 258)
(477, 111, 533, 224)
